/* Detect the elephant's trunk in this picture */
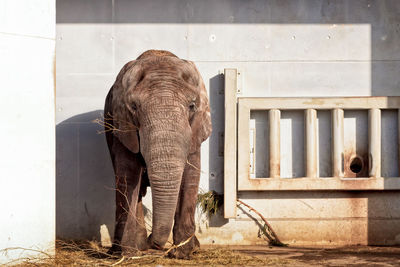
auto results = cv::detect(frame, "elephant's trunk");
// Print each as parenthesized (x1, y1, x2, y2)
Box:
(139, 107, 191, 248)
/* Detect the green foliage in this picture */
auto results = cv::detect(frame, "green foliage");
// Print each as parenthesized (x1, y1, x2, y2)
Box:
(197, 190, 223, 217)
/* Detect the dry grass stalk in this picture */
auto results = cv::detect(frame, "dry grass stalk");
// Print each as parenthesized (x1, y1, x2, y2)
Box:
(185, 159, 208, 175)
(163, 234, 194, 256)
(92, 112, 138, 134)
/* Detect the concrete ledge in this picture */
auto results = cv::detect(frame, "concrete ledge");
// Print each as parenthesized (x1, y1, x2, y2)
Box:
(238, 177, 400, 191)
(238, 96, 400, 110)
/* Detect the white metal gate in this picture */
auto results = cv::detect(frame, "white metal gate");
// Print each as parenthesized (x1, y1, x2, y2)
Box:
(224, 69, 400, 218)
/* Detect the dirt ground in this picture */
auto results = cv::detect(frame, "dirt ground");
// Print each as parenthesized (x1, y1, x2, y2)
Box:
(223, 245, 400, 266)
(9, 242, 400, 266)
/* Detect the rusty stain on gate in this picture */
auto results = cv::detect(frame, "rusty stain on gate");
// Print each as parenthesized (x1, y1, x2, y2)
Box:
(223, 68, 400, 218)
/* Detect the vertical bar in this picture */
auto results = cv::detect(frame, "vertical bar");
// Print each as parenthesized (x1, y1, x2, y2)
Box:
(237, 102, 251, 190)
(305, 109, 318, 177)
(398, 109, 400, 176)
(369, 108, 381, 177)
(332, 109, 344, 177)
(224, 69, 237, 218)
(269, 109, 280, 178)
(249, 119, 256, 178)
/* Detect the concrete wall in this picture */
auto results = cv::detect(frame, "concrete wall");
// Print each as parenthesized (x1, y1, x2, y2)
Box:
(0, 0, 55, 264)
(56, 0, 400, 245)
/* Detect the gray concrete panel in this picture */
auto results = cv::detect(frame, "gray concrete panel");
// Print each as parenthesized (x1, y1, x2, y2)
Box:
(56, 25, 114, 74)
(269, 62, 371, 97)
(56, 74, 115, 98)
(114, 24, 189, 69)
(381, 110, 399, 177)
(188, 24, 371, 61)
(372, 62, 400, 96)
(56, 74, 114, 123)
(317, 110, 332, 177)
(56, 0, 400, 245)
(56, 0, 112, 23)
(56, 97, 107, 124)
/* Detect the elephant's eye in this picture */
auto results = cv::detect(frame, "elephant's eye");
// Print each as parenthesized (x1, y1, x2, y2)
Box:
(189, 101, 196, 112)
(132, 102, 137, 111)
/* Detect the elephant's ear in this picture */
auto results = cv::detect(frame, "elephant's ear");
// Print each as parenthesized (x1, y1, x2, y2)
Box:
(184, 61, 212, 153)
(110, 60, 143, 153)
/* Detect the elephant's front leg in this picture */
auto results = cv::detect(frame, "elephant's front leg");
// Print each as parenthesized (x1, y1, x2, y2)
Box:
(171, 151, 201, 259)
(110, 139, 147, 256)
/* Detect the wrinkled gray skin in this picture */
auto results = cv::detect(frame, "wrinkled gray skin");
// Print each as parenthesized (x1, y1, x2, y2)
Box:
(104, 50, 212, 259)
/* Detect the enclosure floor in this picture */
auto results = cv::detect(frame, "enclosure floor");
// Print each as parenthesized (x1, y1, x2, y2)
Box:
(10, 242, 400, 266)
(208, 245, 400, 266)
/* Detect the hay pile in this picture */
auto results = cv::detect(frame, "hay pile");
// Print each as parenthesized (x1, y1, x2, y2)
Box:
(6, 191, 289, 266)
(7, 240, 291, 266)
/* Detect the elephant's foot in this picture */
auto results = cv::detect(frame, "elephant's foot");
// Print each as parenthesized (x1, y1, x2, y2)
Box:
(135, 230, 149, 251)
(146, 233, 166, 250)
(168, 235, 200, 259)
(106, 243, 122, 256)
(108, 238, 148, 258)
(120, 240, 149, 257)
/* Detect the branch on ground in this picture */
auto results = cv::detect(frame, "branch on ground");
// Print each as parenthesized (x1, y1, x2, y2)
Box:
(237, 199, 287, 247)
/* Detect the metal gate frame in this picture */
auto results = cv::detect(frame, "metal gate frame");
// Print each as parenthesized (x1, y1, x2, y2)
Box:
(224, 68, 400, 218)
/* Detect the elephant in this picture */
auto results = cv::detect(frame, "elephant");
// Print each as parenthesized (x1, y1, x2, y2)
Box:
(104, 50, 212, 259)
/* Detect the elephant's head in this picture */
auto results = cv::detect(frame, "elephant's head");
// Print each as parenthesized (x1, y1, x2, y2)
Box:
(110, 50, 211, 248)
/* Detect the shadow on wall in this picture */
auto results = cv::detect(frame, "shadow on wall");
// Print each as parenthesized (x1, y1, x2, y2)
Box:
(208, 74, 225, 192)
(56, 110, 115, 241)
(208, 74, 229, 228)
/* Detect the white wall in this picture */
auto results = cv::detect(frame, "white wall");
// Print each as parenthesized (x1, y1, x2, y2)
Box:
(0, 0, 55, 263)
(56, 0, 400, 245)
